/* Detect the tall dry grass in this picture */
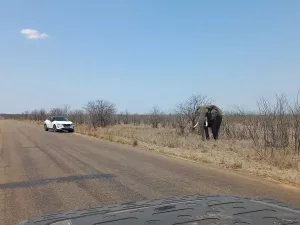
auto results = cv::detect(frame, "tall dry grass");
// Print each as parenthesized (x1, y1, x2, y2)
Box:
(73, 123, 300, 186)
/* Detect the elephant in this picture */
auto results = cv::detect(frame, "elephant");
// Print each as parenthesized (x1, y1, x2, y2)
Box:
(194, 104, 223, 140)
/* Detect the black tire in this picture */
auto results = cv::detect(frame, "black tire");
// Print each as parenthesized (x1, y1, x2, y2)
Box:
(18, 194, 300, 225)
(68, 129, 74, 133)
(44, 124, 48, 131)
(53, 125, 57, 132)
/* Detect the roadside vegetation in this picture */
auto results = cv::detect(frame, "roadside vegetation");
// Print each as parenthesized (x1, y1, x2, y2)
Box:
(2, 90, 300, 187)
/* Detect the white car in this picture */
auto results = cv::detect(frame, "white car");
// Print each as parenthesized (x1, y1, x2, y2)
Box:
(44, 116, 74, 132)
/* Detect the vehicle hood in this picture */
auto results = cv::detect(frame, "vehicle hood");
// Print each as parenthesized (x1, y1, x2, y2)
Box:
(18, 194, 300, 225)
(54, 121, 73, 125)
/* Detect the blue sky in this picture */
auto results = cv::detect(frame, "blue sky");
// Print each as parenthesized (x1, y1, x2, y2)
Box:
(0, 0, 299, 113)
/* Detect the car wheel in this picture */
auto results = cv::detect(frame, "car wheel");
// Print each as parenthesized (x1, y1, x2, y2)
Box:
(69, 129, 74, 133)
(44, 124, 48, 131)
(53, 125, 57, 132)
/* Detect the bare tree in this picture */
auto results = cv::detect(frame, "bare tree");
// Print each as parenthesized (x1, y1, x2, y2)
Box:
(160, 114, 168, 128)
(149, 106, 161, 128)
(289, 89, 300, 154)
(62, 104, 71, 115)
(115, 112, 122, 125)
(232, 94, 293, 158)
(84, 100, 116, 128)
(68, 109, 86, 124)
(220, 110, 249, 140)
(30, 109, 39, 121)
(132, 113, 141, 126)
(123, 110, 130, 124)
(256, 94, 290, 156)
(38, 108, 47, 121)
(49, 107, 64, 116)
(23, 110, 30, 120)
(173, 112, 188, 135)
(177, 94, 213, 132)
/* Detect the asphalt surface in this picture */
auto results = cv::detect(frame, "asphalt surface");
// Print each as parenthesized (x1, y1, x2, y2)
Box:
(1, 120, 300, 225)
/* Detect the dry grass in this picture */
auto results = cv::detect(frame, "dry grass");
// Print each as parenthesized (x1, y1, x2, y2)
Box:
(22, 120, 44, 125)
(74, 123, 300, 187)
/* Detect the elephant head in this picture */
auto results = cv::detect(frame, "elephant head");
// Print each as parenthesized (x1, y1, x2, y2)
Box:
(194, 105, 209, 140)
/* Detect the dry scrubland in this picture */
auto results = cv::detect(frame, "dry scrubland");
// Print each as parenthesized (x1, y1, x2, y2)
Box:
(76, 123, 300, 187)
(7, 92, 300, 187)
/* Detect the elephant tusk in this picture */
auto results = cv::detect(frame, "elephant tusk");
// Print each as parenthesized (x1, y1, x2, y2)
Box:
(193, 122, 199, 128)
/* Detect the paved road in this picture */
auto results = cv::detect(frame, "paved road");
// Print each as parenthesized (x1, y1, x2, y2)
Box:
(1, 120, 300, 225)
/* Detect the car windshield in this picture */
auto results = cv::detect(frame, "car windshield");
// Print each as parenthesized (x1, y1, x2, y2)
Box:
(2, 2, 300, 225)
(53, 116, 69, 121)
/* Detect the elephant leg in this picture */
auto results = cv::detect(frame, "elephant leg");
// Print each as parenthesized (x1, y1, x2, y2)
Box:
(214, 125, 220, 140)
(212, 117, 222, 140)
(204, 126, 210, 140)
(211, 120, 218, 140)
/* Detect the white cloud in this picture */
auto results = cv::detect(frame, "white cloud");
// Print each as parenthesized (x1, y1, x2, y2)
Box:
(20, 29, 49, 40)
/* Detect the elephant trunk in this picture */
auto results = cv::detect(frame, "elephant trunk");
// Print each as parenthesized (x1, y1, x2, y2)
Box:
(196, 114, 207, 141)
